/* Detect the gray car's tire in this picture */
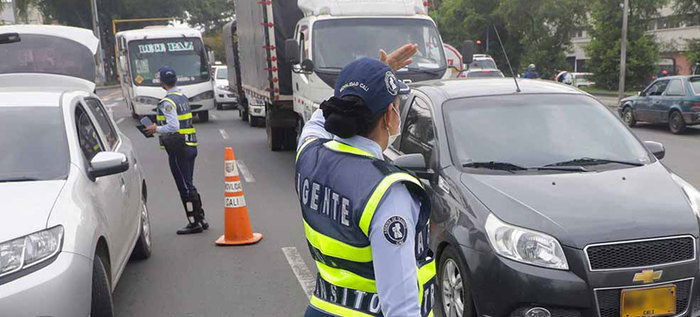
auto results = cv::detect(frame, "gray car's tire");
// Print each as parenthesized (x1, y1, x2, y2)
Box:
(130, 198, 152, 260)
(669, 110, 686, 134)
(622, 106, 637, 127)
(436, 245, 473, 317)
(91, 255, 114, 317)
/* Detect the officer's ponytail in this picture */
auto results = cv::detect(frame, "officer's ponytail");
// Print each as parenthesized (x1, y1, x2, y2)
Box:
(321, 95, 382, 138)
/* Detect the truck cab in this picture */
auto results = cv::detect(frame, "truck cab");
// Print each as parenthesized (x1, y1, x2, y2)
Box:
(287, 2, 452, 125)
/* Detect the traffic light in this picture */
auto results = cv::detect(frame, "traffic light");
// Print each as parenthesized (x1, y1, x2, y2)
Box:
(476, 40, 482, 45)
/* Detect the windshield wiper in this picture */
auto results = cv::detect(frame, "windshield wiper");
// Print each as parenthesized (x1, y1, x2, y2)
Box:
(544, 157, 644, 168)
(0, 176, 40, 183)
(404, 67, 443, 75)
(463, 161, 528, 172)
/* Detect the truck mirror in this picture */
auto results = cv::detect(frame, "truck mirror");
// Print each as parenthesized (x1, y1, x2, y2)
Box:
(286, 39, 300, 64)
(461, 41, 474, 64)
(301, 59, 314, 73)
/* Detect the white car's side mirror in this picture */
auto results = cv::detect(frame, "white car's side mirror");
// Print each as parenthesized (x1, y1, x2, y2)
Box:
(89, 152, 129, 180)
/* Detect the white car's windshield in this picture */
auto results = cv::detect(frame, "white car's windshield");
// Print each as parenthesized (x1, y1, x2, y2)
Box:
(128, 37, 210, 86)
(444, 94, 651, 169)
(0, 34, 95, 82)
(0, 107, 69, 182)
(312, 18, 445, 71)
(469, 59, 497, 69)
(216, 67, 228, 79)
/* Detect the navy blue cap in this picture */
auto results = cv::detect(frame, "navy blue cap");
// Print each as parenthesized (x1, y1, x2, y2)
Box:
(334, 57, 410, 114)
(158, 66, 177, 84)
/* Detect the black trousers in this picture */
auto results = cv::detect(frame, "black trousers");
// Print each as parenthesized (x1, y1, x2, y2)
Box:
(164, 137, 198, 197)
(304, 306, 333, 317)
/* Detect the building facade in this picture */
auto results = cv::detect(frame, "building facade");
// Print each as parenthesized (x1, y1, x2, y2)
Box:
(567, 5, 700, 75)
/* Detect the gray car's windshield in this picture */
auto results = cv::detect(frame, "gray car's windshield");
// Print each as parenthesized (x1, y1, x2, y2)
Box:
(128, 37, 210, 86)
(0, 34, 95, 82)
(444, 94, 651, 171)
(313, 18, 445, 71)
(0, 107, 69, 181)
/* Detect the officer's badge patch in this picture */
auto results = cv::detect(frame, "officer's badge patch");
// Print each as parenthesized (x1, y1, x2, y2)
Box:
(383, 216, 408, 246)
(165, 104, 173, 112)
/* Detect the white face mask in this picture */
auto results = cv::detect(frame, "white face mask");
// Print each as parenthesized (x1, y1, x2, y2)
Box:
(386, 104, 401, 146)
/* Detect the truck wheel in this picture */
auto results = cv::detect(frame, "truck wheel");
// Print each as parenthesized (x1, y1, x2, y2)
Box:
(198, 111, 209, 123)
(249, 113, 257, 127)
(283, 127, 297, 150)
(241, 107, 249, 122)
(267, 120, 284, 151)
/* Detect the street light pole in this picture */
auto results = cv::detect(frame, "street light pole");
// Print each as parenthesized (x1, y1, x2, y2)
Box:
(90, 0, 106, 86)
(618, 0, 630, 102)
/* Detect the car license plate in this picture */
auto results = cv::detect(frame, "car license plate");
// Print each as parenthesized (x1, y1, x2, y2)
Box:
(621, 285, 676, 317)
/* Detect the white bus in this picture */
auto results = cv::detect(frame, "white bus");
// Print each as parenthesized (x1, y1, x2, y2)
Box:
(116, 26, 214, 121)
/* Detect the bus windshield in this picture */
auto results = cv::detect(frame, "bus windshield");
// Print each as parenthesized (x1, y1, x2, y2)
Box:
(127, 37, 210, 86)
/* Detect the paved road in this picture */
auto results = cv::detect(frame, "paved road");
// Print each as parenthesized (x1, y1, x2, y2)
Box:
(99, 89, 312, 316)
(98, 88, 700, 316)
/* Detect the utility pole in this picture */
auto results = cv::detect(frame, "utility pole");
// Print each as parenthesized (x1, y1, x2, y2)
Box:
(90, 0, 106, 86)
(618, 0, 630, 102)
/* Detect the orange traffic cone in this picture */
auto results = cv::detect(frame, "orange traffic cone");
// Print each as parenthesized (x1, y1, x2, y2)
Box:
(215, 147, 263, 246)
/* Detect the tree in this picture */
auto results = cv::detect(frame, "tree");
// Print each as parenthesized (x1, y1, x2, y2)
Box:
(586, 0, 665, 90)
(674, 0, 700, 14)
(685, 39, 700, 69)
(203, 29, 226, 63)
(185, 0, 234, 32)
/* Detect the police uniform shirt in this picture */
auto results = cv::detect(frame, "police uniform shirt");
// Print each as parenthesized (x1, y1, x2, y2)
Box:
(156, 87, 181, 134)
(298, 109, 422, 316)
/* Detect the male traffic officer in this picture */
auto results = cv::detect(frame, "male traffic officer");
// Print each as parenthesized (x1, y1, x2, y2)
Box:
(295, 44, 437, 317)
(145, 66, 209, 234)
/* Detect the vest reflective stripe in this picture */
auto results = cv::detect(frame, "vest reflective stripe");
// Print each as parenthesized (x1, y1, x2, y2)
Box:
(324, 140, 374, 158)
(310, 296, 376, 317)
(155, 113, 192, 121)
(157, 91, 197, 147)
(296, 137, 318, 162)
(304, 220, 373, 263)
(179, 128, 196, 134)
(316, 261, 377, 293)
(359, 173, 423, 236)
(417, 260, 437, 316)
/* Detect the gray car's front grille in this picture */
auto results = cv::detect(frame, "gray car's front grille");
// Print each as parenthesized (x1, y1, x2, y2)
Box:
(586, 236, 695, 270)
(595, 280, 692, 317)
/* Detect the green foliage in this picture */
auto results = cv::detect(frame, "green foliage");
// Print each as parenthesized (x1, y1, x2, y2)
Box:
(685, 39, 700, 66)
(674, 0, 700, 14)
(586, 0, 665, 90)
(203, 29, 225, 63)
(184, 0, 234, 32)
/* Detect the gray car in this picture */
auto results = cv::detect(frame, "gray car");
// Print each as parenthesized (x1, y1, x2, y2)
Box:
(0, 25, 151, 317)
(620, 76, 700, 134)
(385, 78, 700, 317)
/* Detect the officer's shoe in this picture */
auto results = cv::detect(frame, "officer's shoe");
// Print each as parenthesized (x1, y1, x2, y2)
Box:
(177, 222, 204, 235)
(200, 218, 210, 230)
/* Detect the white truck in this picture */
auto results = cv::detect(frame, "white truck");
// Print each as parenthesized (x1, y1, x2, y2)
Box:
(232, 0, 472, 151)
(116, 26, 215, 122)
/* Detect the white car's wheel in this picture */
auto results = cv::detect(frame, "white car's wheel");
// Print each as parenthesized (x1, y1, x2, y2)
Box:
(91, 255, 114, 317)
(130, 198, 152, 260)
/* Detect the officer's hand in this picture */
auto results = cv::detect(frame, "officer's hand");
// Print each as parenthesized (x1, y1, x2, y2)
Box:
(380, 43, 419, 71)
(145, 124, 157, 135)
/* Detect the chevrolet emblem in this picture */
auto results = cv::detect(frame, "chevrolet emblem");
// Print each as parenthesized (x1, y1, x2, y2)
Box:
(633, 269, 663, 284)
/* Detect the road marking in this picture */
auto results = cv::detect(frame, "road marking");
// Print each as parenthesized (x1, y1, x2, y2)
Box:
(116, 118, 126, 125)
(107, 102, 121, 108)
(282, 247, 315, 299)
(219, 129, 230, 139)
(103, 90, 121, 100)
(211, 113, 218, 120)
(236, 160, 255, 183)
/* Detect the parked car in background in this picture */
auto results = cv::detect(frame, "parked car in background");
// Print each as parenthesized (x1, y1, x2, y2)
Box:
(459, 68, 504, 78)
(386, 78, 700, 317)
(571, 72, 594, 88)
(620, 75, 700, 134)
(466, 54, 497, 70)
(213, 65, 238, 110)
(0, 25, 151, 317)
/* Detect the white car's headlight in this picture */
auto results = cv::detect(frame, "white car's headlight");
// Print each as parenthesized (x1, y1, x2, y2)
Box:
(217, 84, 231, 91)
(671, 173, 700, 216)
(0, 226, 63, 277)
(485, 214, 569, 270)
(135, 96, 160, 105)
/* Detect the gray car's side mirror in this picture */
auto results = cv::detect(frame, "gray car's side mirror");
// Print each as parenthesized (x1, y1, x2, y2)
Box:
(89, 152, 129, 180)
(394, 153, 434, 179)
(644, 141, 665, 160)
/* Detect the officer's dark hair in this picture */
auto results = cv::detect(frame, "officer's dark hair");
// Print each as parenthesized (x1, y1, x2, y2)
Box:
(162, 76, 177, 87)
(321, 95, 385, 138)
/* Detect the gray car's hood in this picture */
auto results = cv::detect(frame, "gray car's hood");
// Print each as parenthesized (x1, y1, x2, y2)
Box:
(461, 162, 698, 249)
(0, 180, 65, 242)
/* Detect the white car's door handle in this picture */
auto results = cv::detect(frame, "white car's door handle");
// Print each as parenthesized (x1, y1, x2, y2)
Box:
(120, 177, 126, 192)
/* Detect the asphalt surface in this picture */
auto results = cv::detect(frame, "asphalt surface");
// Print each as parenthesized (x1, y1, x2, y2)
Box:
(98, 88, 700, 316)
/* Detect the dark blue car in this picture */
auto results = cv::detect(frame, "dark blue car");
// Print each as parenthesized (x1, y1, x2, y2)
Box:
(620, 75, 700, 134)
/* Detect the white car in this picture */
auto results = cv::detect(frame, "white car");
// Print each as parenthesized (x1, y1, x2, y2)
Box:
(213, 65, 238, 109)
(0, 25, 151, 317)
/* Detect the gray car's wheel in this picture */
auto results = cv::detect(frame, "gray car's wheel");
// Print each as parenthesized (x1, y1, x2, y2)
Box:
(130, 198, 152, 260)
(91, 255, 114, 317)
(436, 245, 473, 317)
(622, 106, 637, 127)
(669, 110, 686, 134)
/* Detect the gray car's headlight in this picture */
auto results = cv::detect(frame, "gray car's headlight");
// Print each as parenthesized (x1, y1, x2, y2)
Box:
(485, 214, 569, 270)
(190, 91, 214, 102)
(0, 226, 63, 278)
(135, 96, 160, 105)
(671, 173, 700, 216)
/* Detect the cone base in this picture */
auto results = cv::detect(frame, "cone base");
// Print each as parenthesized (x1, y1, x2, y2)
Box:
(215, 233, 263, 246)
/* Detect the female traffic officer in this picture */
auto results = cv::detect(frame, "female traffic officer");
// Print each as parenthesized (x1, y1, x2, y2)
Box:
(295, 45, 436, 317)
